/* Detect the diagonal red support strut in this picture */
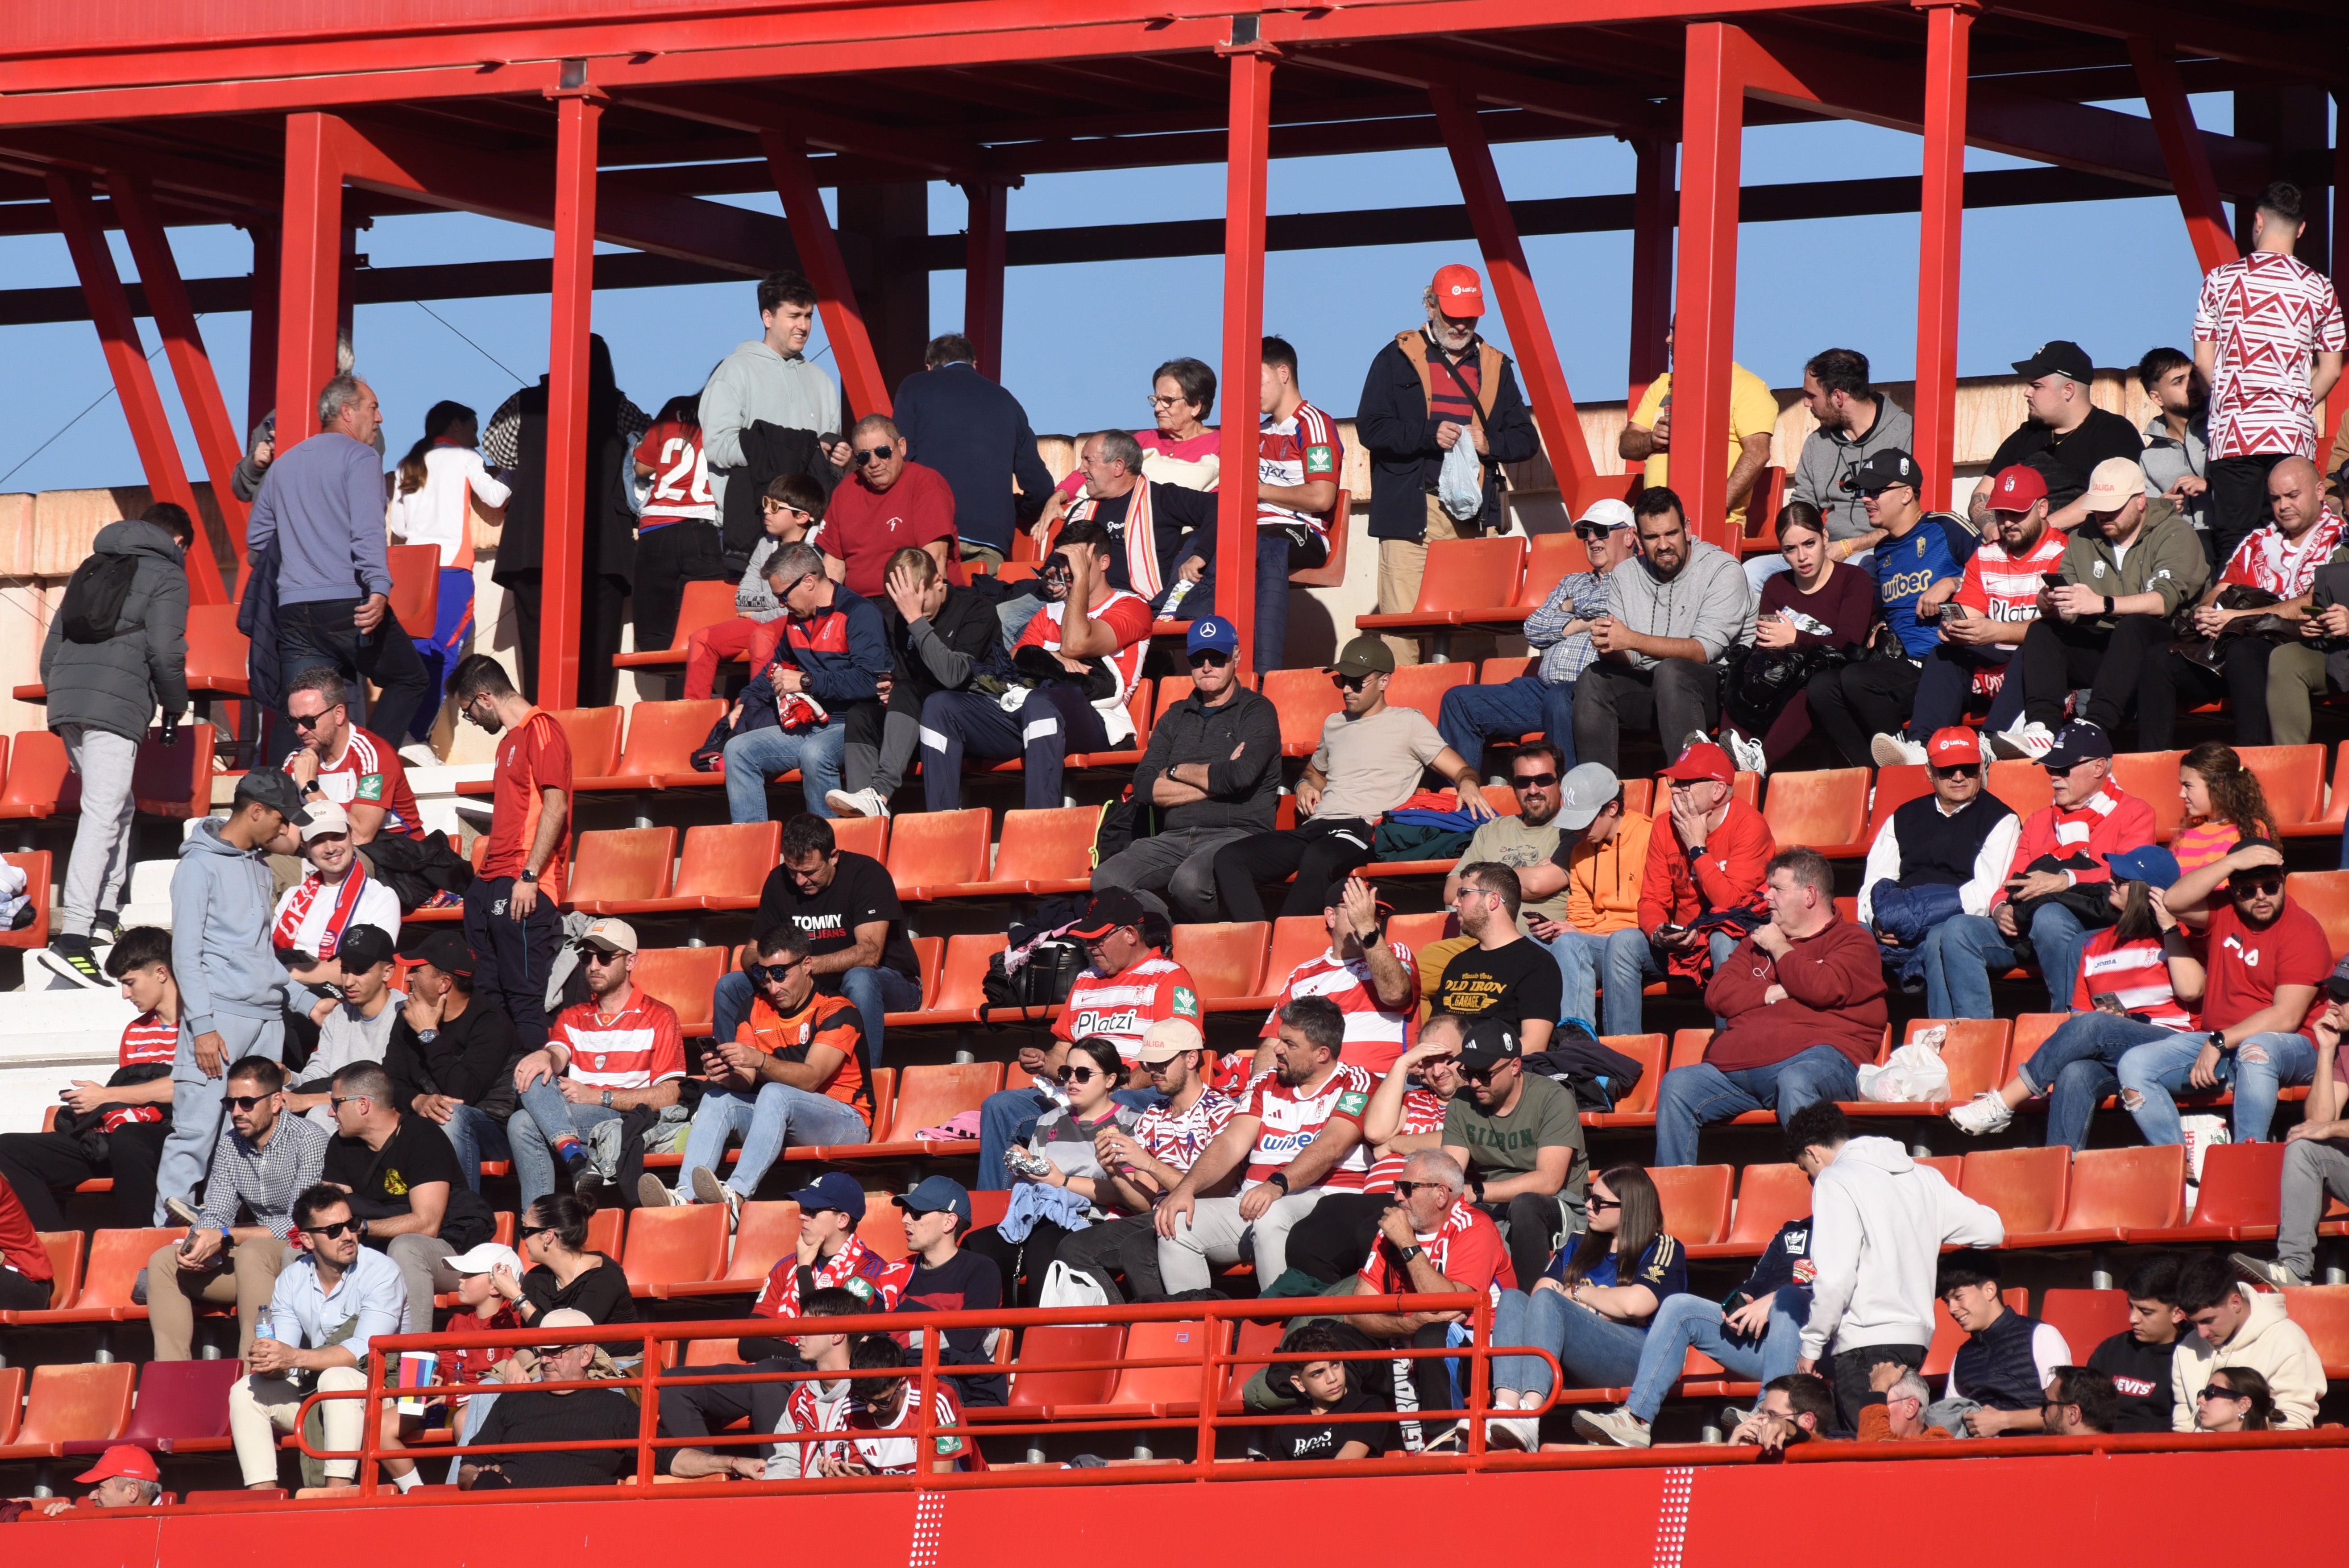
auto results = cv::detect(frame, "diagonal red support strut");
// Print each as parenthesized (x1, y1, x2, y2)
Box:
(2129, 37, 2240, 276)
(763, 128, 893, 420)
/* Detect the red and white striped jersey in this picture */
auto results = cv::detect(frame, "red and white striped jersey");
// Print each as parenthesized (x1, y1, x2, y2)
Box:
(101, 1010, 179, 1133)
(1242, 1063, 1374, 1192)
(548, 990, 688, 1090)
(1260, 943, 1419, 1076)
(1054, 953, 1201, 1064)
(282, 724, 423, 839)
(1955, 526, 2067, 626)
(842, 1384, 982, 1474)
(1012, 590, 1155, 734)
(1258, 399, 1343, 540)
(1361, 1087, 1448, 1195)
(2073, 929, 2197, 1031)
(1134, 1086, 1237, 1176)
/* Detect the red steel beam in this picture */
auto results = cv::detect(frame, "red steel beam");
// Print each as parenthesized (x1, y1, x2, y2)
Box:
(46, 167, 217, 602)
(2328, 111, 2349, 471)
(963, 180, 1008, 382)
(1430, 83, 1590, 493)
(1627, 134, 1673, 417)
(275, 112, 344, 447)
(2129, 37, 2239, 276)
(762, 128, 892, 420)
(1913, 3, 1973, 514)
(110, 170, 248, 595)
(1216, 42, 1275, 679)
(1670, 23, 1747, 554)
(245, 221, 278, 439)
(539, 86, 602, 711)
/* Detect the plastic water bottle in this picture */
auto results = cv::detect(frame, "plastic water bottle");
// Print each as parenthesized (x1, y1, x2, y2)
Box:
(252, 1307, 274, 1348)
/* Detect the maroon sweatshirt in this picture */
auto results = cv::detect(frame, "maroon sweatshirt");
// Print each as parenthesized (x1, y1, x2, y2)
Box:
(1701, 916, 1888, 1072)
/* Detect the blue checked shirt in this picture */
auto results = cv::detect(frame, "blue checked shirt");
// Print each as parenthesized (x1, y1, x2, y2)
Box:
(1524, 568, 1610, 685)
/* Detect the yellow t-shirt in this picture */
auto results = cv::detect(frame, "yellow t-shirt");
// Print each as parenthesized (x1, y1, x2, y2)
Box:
(1628, 364, 1780, 528)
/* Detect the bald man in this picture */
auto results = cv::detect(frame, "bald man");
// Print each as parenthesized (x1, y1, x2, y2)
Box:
(819, 413, 962, 598)
(2261, 456, 2349, 748)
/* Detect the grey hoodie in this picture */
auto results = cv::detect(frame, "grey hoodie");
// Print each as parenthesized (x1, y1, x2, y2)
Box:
(699, 339, 842, 514)
(1787, 395, 1914, 542)
(1605, 537, 1756, 669)
(1801, 1136, 2005, 1357)
(39, 516, 190, 743)
(172, 820, 288, 1036)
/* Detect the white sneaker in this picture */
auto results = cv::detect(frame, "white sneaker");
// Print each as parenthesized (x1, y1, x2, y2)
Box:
(1485, 1414, 1541, 1452)
(1988, 720, 2053, 761)
(1947, 1092, 2013, 1136)
(635, 1174, 678, 1208)
(1724, 730, 1768, 776)
(398, 743, 440, 769)
(2229, 1252, 2309, 1290)
(824, 787, 891, 819)
(690, 1166, 743, 1230)
(1871, 732, 1928, 767)
(1572, 1407, 1652, 1448)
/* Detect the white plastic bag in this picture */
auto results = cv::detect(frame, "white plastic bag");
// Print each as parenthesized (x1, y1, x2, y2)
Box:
(1037, 1259, 1109, 1313)
(1855, 1024, 1952, 1103)
(1437, 430, 1485, 521)
(2180, 1114, 2230, 1212)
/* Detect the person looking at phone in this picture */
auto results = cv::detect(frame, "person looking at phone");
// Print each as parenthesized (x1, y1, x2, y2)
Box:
(961, 1037, 1143, 1308)
(383, 929, 525, 1195)
(834, 1330, 984, 1475)
(143, 1055, 327, 1362)
(1855, 727, 2018, 990)
(640, 925, 872, 1221)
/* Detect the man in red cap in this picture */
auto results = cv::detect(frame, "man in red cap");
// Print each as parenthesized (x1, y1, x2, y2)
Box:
(15, 1445, 164, 1515)
(1603, 739, 1774, 1033)
(1354, 264, 1540, 665)
(1855, 727, 2020, 988)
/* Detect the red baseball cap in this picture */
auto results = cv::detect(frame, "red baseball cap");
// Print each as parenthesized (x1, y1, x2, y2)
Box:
(1431, 264, 1485, 319)
(1988, 465, 2048, 512)
(1659, 740, 1734, 784)
(1926, 727, 1981, 766)
(74, 1444, 159, 1485)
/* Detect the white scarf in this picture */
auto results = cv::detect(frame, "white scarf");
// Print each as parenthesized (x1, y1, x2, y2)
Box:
(1068, 481, 1164, 601)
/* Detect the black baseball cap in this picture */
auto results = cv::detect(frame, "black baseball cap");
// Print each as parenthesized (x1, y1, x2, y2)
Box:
(1843, 449, 1922, 495)
(334, 924, 396, 972)
(2012, 340, 2094, 383)
(412, 930, 476, 979)
(1457, 1017, 1522, 1074)
(1069, 889, 1147, 940)
(234, 767, 312, 826)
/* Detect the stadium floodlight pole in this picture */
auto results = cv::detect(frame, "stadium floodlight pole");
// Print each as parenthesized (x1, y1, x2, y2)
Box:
(1913, 0, 1975, 517)
(540, 64, 604, 710)
(2129, 36, 2243, 277)
(1215, 23, 1276, 680)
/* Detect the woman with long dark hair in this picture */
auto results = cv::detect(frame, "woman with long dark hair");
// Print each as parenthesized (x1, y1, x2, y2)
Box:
(2163, 742, 2281, 928)
(959, 1037, 1142, 1308)
(2195, 1365, 2274, 1432)
(1721, 510, 1877, 772)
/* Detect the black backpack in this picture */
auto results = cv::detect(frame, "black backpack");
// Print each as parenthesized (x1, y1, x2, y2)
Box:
(58, 554, 139, 644)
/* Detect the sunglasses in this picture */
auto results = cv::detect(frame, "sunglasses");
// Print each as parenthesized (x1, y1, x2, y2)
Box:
(327, 1094, 368, 1112)
(1461, 1060, 1512, 1084)
(2233, 876, 2286, 898)
(288, 709, 334, 730)
(580, 947, 630, 965)
(1932, 763, 1981, 779)
(516, 1224, 556, 1241)
(1055, 1066, 1105, 1085)
(1390, 1181, 1439, 1199)
(760, 501, 812, 518)
(303, 1219, 360, 1240)
(746, 960, 804, 984)
(1572, 523, 1614, 542)
(1188, 649, 1230, 668)
(854, 444, 894, 465)
(1586, 1196, 1623, 1212)
(1332, 673, 1371, 692)
(2197, 1385, 2247, 1402)
(226, 1094, 274, 1112)
(1512, 771, 1559, 790)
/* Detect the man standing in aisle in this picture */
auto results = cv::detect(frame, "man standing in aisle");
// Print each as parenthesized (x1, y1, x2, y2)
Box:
(701, 270, 851, 519)
(452, 654, 572, 1052)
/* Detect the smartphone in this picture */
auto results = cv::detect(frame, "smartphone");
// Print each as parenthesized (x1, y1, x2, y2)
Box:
(2090, 991, 2128, 1016)
(1653, 924, 1688, 945)
(2040, 572, 2066, 589)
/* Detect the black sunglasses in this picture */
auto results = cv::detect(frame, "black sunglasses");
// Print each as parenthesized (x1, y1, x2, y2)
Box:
(1512, 771, 1559, 789)
(1932, 763, 1981, 779)
(1462, 1061, 1511, 1084)
(746, 960, 803, 984)
(2197, 1385, 2247, 1402)
(1187, 650, 1230, 668)
(1572, 523, 1613, 542)
(327, 1093, 368, 1112)
(854, 444, 894, 465)
(2233, 876, 2286, 898)
(288, 709, 333, 730)
(1586, 1196, 1622, 1212)
(1332, 673, 1371, 693)
(226, 1094, 274, 1111)
(303, 1219, 360, 1240)
(1390, 1181, 1435, 1199)
(516, 1223, 556, 1241)
(1055, 1066, 1104, 1085)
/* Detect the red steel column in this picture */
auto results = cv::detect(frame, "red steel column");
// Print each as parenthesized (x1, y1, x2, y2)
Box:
(2129, 37, 2240, 276)
(964, 180, 1008, 381)
(1627, 134, 1675, 423)
(1215, 41, 1275, 677)
(46, 170, 212, 593)
(540, 85, 603, 710)
(245, 222, 279, 446)
(764, 129, 893, 419)
(1913, 3, 1974, 515)
(1430, 86, 1591, 494)
(276, 112, 344, 447)
(1672, 23, 1745, 553)
(2325, 104, 2349, 467)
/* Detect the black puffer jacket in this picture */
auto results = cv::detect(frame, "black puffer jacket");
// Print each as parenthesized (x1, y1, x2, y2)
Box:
(39, 516, 190, 743)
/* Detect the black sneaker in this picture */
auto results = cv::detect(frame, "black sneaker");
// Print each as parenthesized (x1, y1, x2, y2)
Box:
(566, 1149, 606, 1207)
(46, 933, 105, 986)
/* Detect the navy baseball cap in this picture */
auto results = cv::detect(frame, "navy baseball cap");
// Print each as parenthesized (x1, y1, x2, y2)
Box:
(1187, 616, 1238, 657)
(788, 1172, 866, 1223)
(2042, 721, 2114, 771)
(2105, 845, 2181, 890)
(2325, 954, 2349, 1003)
(892, 1175, 973, 1227)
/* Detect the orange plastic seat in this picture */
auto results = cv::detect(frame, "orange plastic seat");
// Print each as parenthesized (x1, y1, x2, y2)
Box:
(1262, 668, 1344, 757)
(886, 808, 991, 900)
(623, 1203, 731, 1298)
(830, 815, 888, 863)
(2005, 1014, 2068, 1081)
(1174, 921, 1270, 1004)
(855, 1179, 907, 1259)
(0, 849, 50, 950)
(1762, 767, 1870, 858)
(2239, 744, 2326, 829)
(565, 827, 679, 914)
(1383, 662, 1473, 729)
(850, 1062, 1006, 1157)
(1153, 677, 1196, 723)
(1580, 1033, 1666, 1126)
(1001, 1324, 1127, 1414)
(1479, 655, 1536, 684)
(681, 1336, 743, 1367)
(2108, 751, 2186, 842)
(1354, 537, 1525, 633)
(1246, 916, 1333, 1006)
(1842, 1020, 2007, 1117)
(1053, 1320, 1227, 1419)
(62, 724, 218, 818)
(551, 707, 625, 777)
(615, 580, 739, 666)
(1958, 1146, 2069, 1237)
(2281, 1286, 2349, 1377)
(0, 1367, 21, 1445)
(2286, 871, 2349, 961)
(16, 1227, 181, 1324)
(1666, 1029, 1712, 1074)
(1287, 489, 1352, 589)
(2013, 1145, 2184, 1246)
(386, 543, 441, 635)
(1863, 764, 1932, 841)
(1986, 759, 2053, 820)
(946, 805, 1098, 897)
(1648, 1165, 1733, 1246)
(1384, 911, 1452, 952)
(583, 1206, 625, 1258)
(2038, 1288, 2129, 1360)
(660, 1201, 801, 1299)
(0, 1232, 84, 1321)
(925, 933, 1009, 1023)
(2282, 741, 2349, 839)
(2133, 1141, 2285, 1243)
(183, 604, 253, 697)
(0, 730, 68, 821)
(619, 822, 780, 914)
(1921, 1289, 2027, 1377)
(1914, 1153, 1963, 1183)
(627, 947, 729, 1037)
(0, 1363, 136, 1459)
(583, 698, 726, 789)
(898, 936, 945, 1015)
(1688, 1163, 1813, 1260)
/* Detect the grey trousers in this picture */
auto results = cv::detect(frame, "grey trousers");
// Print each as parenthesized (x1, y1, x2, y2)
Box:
(2265, 642, 2332, 748)
(843, 708, 923, 800)
(58, 725, 141, 936)
(155, 1012, 286, 1223)
(385, 1233, 461, 1333)
(2277, 1137, 2349, 1279)
(1157, 1188, 1331, 1295)
(1091, 826, 1255, 923)
(1052, 1214, 1171, 1304)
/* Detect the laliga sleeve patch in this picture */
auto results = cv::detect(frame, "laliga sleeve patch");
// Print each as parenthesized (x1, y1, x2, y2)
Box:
(357, 773, 385, 801)
(1172, 985, 1199, 1019)
(1336, 1091, 1369, 1116)
(1305, 444, 1335, 475)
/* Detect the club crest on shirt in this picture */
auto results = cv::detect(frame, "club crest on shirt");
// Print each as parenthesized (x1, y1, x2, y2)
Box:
(383, 1169, 409, 1197)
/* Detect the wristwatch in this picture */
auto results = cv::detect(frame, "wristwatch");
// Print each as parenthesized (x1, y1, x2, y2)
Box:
(301, 779, 323, 797)
(1266, 1170, 1291, 1195)
(1394, 1244, 1423, 1266)
(2207, 1030, 2229, 1055)
(601, 1088, 615, 1108)
(2103, 595, 2116, 618)
(519, 870, 539, 885)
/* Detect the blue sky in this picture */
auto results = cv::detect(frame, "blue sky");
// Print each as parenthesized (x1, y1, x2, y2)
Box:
(0, 93, 2249, 494)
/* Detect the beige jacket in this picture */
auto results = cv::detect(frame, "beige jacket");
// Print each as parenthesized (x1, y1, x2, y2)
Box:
(2171, 1285, 2328, 1431)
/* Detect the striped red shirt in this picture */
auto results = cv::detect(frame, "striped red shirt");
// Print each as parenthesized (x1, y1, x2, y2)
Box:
(549, 989, 687, 1090)
(101, 1010, 178, 1133)
(1012, 590, 1156, 732)
(1362, 1087, 1448, 1195)
(1054, 953, 1201, 1064)
(1955, 527, 2067, 626)
(1260, 943, 1419, 1076)
(2073, 930, 2197, 1031)
(1258, 399, 1343, 540)
(843, 1383, 983, 1473)
(1243, 1063, 1374, 1192)
(283, 724, 423, 839)
(1356, 1197, 1515, 1301)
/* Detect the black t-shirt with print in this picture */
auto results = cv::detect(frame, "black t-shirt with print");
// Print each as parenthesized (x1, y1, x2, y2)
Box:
(323, 1113, 465, 1222)
(2087, 1329, 2178, 1434)
(753, 850, 920, 986)
(1262, 1387, 1390, 1462)
(1434, 936, 1564, 1029)
(1985, 407, 2144, 510)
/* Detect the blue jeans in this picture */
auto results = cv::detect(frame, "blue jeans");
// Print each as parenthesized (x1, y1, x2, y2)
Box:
(680, 1081, 872, 1200)
(1175, 529, 1312, 672)
(2013, 1011, 2177, 1150)
(722, 718, 848, 823)
(1437, 676, 1578, 778)
(509, 1081, 625, 1207)
(2117, 1029, 2318, 1146)
(996, 593, 1042, 654)
(1544, 929, 1613, 1033)
(1601, 927, 1739, 1037)
(1655, 1044, 1861, 1167)
(1492, 1286, 1651, 1397)
(444, 1104, 512, 1193)
(713, 967, 921, 1069)
(156, 1012, 284, 1223)
(1622, 1293, 1805, 1422)
(976, 1086, 1055, 1191)
(1920, 904, 2091, 1017)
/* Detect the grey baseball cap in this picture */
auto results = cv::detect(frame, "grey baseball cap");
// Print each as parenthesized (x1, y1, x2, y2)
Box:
(1556, 762, 1622, 831)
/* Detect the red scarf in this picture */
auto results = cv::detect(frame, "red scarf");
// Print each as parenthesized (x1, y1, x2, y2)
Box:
(272, 862, 372, 958)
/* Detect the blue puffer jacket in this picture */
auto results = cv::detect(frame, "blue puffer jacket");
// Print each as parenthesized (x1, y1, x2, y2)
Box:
(1868, 879, 1967, 990)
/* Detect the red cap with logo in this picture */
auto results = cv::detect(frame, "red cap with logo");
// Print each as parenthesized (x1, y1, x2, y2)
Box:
(74, 1444, 159, 1485)
(1659, 739, 1734, 784)
(1988, 465, 2048, 511)
(1926, 726, 1982, 765)
(1430, 264, 1485, 319)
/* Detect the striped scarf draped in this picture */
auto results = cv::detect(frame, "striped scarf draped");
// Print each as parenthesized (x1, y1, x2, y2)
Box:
(1069, 482, 1164, 601)
(272, 862, 371, 957)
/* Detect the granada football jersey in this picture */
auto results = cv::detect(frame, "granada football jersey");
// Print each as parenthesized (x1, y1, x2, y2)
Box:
(635, 418, 716, 526)
(1356, 1198, 1515, 1303)
(100, 1010, 179, 1133)
(481, 709, 572, 897)
(1955, 527, 2067, 627)
(1242, 1063, 1374, 1192)
(1054, 954, 1202, 1064)
(282, 724, 423, 839)
(1360, 1086, 1448, 1195)
(2072, 930, 2196, 1032)
(752, 1234, 912, 1322)
(1258, 399, 1343, 540)
(842, 1384, 983, 1474)
(1260, 942, 1419, 1075)
(549, 991, 687, 1091)
(1012, 590, 1155, 713)
(2194, 250, 2348, 460)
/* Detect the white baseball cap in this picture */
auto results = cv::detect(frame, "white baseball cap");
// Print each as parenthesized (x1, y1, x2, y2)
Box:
(1574, 498, 1637, 531)
(299, 800, 351, 841)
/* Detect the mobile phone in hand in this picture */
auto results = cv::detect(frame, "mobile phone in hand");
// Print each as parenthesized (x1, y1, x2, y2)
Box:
(2041, 572, 2066, 589)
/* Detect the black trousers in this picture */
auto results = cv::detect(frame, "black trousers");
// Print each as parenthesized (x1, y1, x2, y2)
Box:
(0, 1269, 46, 1312)
(2011, 613, 2168, 732)
(505, 570, 630, 705)
(1210, 816, 1377, 924)
(655, 1352, 809, 1473)
(462, 875, 564, 1051)
(1481, 1193, 1567, 1297)
(277, 597, 434, 748)
(2210, 453, 2287, 568)
(2136, 640, 2278, 751)
(1050, 1214, 1171, 1304)
(1829, 1342, 1927, 1436)
(963, 1220, 1079, 1310)
(1805, 657, 1922, 768)
(1571, 658, 1719, 774)
(633, 521, 728, 658)
(1905, 644, 2025, 740)
(0, 1124, 168, 1231)
(1284, 1191, 1389, 1285)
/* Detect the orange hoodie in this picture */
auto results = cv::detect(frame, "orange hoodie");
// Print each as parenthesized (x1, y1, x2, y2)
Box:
(1565, 810, 1652, 935)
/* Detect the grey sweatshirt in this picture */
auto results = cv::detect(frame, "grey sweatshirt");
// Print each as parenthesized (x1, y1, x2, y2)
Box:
(1786, 396, 1914, 542)
(245, 432, 392, 606)
(172, 820, 289, 1035)
(736, 537, 786, 621)
(699, 339, 842, 513)
(1606, 538, 1756, 668)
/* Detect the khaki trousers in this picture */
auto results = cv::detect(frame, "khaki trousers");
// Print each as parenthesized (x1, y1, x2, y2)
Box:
(145, 1236, 289, 1361)
(2266, 641, 2332, 747)
(230, 1365, 367, 1486)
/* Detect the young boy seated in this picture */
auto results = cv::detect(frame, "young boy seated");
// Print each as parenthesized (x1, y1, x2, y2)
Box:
(438, 1242, 530, 1477)
(1253, 1323, 1391, 1463)
(833, 1333, 983, 1476)
(2086, 1253, 2187, 1433)
(685, 472, 829, 699)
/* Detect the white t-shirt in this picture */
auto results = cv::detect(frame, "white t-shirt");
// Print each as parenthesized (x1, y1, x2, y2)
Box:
(386, 444, 509, 568)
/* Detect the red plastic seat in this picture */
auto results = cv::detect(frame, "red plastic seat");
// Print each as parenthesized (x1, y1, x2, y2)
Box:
(2013, 1145, 2184, 1246)
(2282, 741, 2349, 839)
(1222, 1317, 1288, 1401)
(565, 827, 678, 914)
(2005, 1014, 2068, 1082)
(830, 815, 888, 863)
(1688, 1163, 1813, 1260)
(1957, 1146, 2070, 1237)
(1648, 1165, 1733, 1246)
(850, 1062, 1006, 1157)
(1055, 1320, 1227, 1419)
(660, 1201, 801, 1299)
(550, 707, 625, 777)
(1174, 921, 1270, 1004)
(584, 698, 726, 790)
(2286, 871, 2349, 961)
(2038, 1288, 2129, 1361)
(15, 1227, 181, 1324)
(1247, 916, 1333, 1007)
(1986, 759, 2053, 820)
(1915, 1153, 1964, 1183)
(60, 724, 217, 819)
(627, 948, 728, 1038)
(0, 1362, 136, 1458)
(615, 580, 739, 667)
(623, 1203, 731, 1298)
(1762, 767, 1870, 859)
(1921, 1289, 2028, 1377)
(681, 1336, 743, 1367)
(0, 1368, 21, 1444)
(0, 849, 50, 950)
(902, 936, 944, 1012)
(184, 604, 253, 697)
(1354, 537, 1525, 634)
(1152, 677, 1196, 722)
(1000, 1324, 1127, 1414)
(886, 808, 991, 900)
(2133, 1140, 2286, 1243)
(1841, 1020, 2008, 1117)
(1383, 663, 1473, 729)
(946, 806, 1098, 897)
(855, 1177, 906, 1259)
(926, 933, 1009, 1023)
(583, 1206, 625, 1258)
(1479, 655, 1536, 684)
(1384, 910, 1452, 953)
(66, 1357, 242, 1455)
(1287, 489, 1353, 589)
(2107, 751, 2186, 842)
(0, 1232, 83, 1320)
(618, 822, 779, 914)
(1863, 764, 1933, 842)
(2281, 1286, 2349, 1377)
(0, 730, 69, 821)
(1580, 1033, 1667, 1126)
(1261, 668, 1344, 757)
